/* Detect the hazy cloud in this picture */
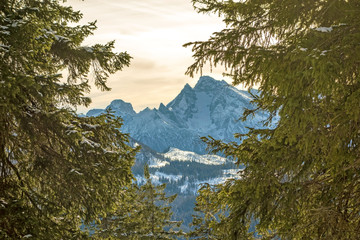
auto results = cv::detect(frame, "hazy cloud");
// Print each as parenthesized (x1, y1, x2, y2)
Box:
(65, 0, 232, 114)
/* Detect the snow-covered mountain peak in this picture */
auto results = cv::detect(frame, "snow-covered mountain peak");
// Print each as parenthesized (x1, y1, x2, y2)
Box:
(106, 99, 136, 115)
(183, 83, 192, 91)
(194, 75, 227, 92)
(86, 99, 136, 118)
(159, 103, 166, 109)
(138, 107, 154, 117)
(166, 82, 197, 120)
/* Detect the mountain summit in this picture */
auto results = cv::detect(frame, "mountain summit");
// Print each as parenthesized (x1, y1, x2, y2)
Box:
(87, 76, 267, 154)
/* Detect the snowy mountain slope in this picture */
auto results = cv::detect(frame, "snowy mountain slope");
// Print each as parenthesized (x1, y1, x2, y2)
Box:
(87, 76, 268, 154)
(131, 140, 229, 171)
(163, 147, 227, 165)
(130, 139, 239, 196)
(124, 107, 206, 154)
(128, 138, 242, 229)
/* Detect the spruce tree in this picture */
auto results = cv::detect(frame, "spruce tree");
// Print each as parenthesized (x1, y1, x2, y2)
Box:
(97, 165, 182, 239)
(138, 165, 182, 239)
(186, 0, 360, 239)
(0, 0, 136, 239)
(188, 184, 231, 240)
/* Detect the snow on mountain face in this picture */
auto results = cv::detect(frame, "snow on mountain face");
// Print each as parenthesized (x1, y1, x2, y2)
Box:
(125, 107, 207, 154)
(166, 83, 197, 121)
(133, 145, 241, 193)
(132, 142, 227, 169)
(163, 147, 226, 165)
(87, 76, 268, 154)
(179, 76, 265, 141)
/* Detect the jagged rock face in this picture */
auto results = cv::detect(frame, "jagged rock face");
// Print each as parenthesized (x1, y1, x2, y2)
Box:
(87, 76, 268, 154)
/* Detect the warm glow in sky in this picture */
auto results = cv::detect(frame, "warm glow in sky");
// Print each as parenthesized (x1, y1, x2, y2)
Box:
(65, 0, 231, 114)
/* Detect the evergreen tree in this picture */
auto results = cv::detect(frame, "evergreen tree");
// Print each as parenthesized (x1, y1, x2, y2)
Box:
(0, 0, 136, 239)
(95, 183, 141, 239)
(186, 0, 360, 239)
(96, 165, 183, 239)
(188, 184, 231, 240)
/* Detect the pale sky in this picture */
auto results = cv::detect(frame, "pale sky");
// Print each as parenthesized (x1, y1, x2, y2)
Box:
(65, 0, 232, 113)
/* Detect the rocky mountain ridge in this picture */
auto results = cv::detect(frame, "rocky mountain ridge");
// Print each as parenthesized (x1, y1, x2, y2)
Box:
(87, 76, 268, 154)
